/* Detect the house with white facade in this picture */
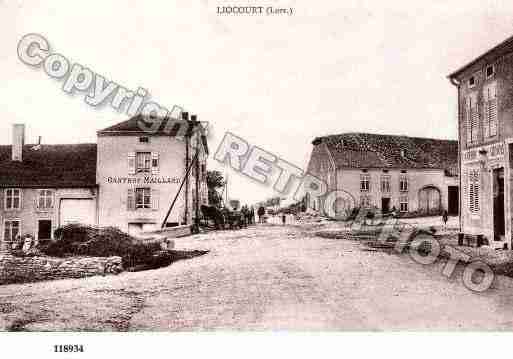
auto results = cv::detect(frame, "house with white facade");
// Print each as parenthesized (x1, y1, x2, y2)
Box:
(0, 114, 208, 247)
(306, 133, 459, 217)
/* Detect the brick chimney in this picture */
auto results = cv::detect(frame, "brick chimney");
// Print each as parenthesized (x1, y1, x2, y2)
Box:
(12, 124, 25, 162)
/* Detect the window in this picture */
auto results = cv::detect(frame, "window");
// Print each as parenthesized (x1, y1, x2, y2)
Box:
(483, 82, 497, 138)
(381, 175, 391, 193)
(4, 220, 20, 242)
(486, 65, 495, 79)
(139, 136, 149, 143)
(400, 196, 408, 212)
(399, 175, 408, 192)
(466, 93, 479, 145)
(469, 169, 480, 214)
(127, 187, 159, 211)
(136, 152, 152, 173)
(128, 152, 159, 175)
(360, 195, 372, 209)
(468, 76, 476, 88)
(37, 189, 53, 209)
(135, 188, 151, 209)
(5, 188, 21, 210)
(360, 174, 370, 192)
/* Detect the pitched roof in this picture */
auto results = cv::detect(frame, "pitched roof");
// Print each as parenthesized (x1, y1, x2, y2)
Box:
(313, 133, 458, 176)
(98, 114, 195, 135)
(98, 114, 209, 154)
(448, 34, 513, 79)
(0, 144, 97, 188)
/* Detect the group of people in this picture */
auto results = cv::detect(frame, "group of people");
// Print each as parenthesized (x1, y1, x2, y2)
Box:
(240, 205, 256, 225)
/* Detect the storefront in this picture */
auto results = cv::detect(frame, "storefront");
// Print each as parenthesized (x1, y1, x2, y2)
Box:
(461, 140, 512, 249)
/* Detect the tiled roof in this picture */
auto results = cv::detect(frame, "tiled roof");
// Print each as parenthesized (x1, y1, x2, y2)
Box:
(0, 144, 97, 188)
(98, 114, 209, 154)
(313, 133, 458, 176)
(98, 114, 193, 135)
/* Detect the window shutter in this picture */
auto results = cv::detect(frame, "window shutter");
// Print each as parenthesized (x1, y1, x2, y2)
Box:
(128, 152, 136, 175)
(127, 188, 135, 211)
(471, 102, 479, 142)
(484, 98, 490, 138)
(151, 188, 159, 210)
(490, 83, 497, 136)
(151, 152, 159, 175)
(35, 192, 40, 209)
(18, 189, 22, 210)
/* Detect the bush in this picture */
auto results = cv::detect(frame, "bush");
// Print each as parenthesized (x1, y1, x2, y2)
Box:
(39, 224, 161, 267)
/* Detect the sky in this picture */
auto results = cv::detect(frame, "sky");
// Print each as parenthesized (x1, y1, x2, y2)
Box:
(2, 0, 513, 204)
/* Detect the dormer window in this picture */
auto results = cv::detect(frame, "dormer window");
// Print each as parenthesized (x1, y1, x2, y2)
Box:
(486, 65, 495, 79)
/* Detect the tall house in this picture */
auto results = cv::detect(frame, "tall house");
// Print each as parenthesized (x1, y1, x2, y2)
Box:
(448, 35, 513, 249)
(0, 115, 209, 248)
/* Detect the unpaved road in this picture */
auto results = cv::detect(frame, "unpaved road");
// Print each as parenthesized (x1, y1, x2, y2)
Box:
(2, 224, 513, 331)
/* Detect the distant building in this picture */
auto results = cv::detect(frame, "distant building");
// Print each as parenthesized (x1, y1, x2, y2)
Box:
(0, 115, 208, 246)
(306, 133, 459, 217)
(448, 35, 513, 248)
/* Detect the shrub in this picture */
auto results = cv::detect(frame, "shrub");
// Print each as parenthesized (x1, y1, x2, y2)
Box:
(40, 224, 161, 267)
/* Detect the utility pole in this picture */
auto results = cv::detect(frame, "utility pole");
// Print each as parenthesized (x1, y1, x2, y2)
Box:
(192, 115, 200, 233)
(183, 111, 190, 225)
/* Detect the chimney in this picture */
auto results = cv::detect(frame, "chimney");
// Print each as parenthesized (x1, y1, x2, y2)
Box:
(12, 124, 25, 162)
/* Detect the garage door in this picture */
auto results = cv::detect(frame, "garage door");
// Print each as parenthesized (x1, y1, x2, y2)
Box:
(419, 187, 441, 214)
(59, 199, 96, 226)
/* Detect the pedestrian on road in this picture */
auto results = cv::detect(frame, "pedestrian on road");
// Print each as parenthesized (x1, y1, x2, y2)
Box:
(442, 210, 448, 230)
(257, 206, 265, 223)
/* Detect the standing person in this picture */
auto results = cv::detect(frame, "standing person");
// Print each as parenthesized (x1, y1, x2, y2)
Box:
(442, 210, 448, 230)
(257, 206, 265, 223)
(250, 206, 255, 224)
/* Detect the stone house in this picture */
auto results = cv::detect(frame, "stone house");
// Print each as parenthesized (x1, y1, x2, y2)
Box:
(306, 133, 459, 217)
(0, 114, 208, 246)
(448, 35, 513, 249)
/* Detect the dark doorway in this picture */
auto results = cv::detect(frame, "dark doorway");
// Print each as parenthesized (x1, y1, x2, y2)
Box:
(38, 220, 52, 240)
(448, 186, 459, 215)
(381, 198, 390, 213)
(493, 168, 505, 241)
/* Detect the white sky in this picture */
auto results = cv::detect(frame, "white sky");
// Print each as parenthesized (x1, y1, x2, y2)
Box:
(2, 0, 513, 204)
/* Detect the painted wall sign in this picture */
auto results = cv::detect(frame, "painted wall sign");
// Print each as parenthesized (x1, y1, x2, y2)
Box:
(462, 142, 505, 164)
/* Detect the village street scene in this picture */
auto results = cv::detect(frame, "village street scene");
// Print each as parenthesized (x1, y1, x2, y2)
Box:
(3, 1, 513, 336)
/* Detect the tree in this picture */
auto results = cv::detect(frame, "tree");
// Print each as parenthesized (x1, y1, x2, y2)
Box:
(207, 170, 225, 208)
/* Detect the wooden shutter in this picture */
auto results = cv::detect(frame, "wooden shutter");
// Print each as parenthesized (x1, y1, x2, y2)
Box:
(127, 188, 135, 211)
(128, 152, 136, 175)
(489, 83, 497, 136)
(151, 188, 159, 210)
(151, 152, 159, 175)
(18, 189, 22, 210)
(471, 101, 479, 143)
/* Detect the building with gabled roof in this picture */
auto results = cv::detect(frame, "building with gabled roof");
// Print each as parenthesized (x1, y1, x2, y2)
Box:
(306, 132, 459, 217)
(448, 34, 513, 249)
(0, 115, 208, 247)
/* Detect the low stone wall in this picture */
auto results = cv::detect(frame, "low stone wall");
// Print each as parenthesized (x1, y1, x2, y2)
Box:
(0, 254, 123, 285)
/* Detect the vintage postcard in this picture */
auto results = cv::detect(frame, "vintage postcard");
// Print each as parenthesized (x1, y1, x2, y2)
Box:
(2, 0, 513, 357)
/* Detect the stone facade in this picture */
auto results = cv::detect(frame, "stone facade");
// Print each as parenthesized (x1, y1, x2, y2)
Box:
(0, 116, 209, 246)
(0, 254, 122, 285)
(449, 35, 513, 249)
(306, 133, 459, 217)
(97, 131, 208, 234)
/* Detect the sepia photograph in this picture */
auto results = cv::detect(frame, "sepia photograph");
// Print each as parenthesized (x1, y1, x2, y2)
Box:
(2, 0, 513, 357)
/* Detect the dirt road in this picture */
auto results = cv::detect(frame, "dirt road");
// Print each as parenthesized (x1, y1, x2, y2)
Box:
(2, 224, 513, 331)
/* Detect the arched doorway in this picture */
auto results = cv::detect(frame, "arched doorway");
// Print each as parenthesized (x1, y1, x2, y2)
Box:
(418, 186, 441, 214)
